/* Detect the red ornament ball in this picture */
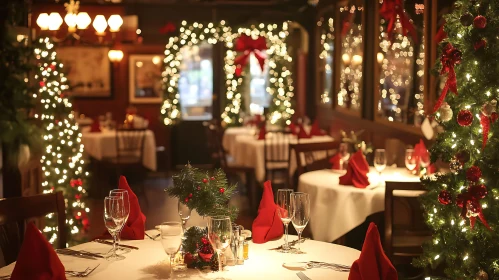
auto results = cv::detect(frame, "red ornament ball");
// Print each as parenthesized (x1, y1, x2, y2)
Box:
(455, 150, 470, 164)
(474, 39, 487, 50)
(469, 184, 488, 199)
(474, 15, 487, 29)
(219, 188, 225, 194)
(197, 186, 201, 190)
(210, 176, 215, 181)
(39, 81, 45, 87)
(49, 64, 56, 70)
(201, 236, 209, 245)
(457, 110, 473, 126)
(184, 197, 189, 203)
(466, 166, 482, 182)
(460, 13, 474, 26)
(438, 190, 452, 205)
(202, 178, 208, 183)
(188, 193, 193, 198)
(184, 252, 195, 265)
(491, 112, 499, 123)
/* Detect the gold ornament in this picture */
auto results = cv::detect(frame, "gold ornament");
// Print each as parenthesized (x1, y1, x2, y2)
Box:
(475, 269, 488, 280)
(439, 103, 453, 122)
(482, 102, 494, 116)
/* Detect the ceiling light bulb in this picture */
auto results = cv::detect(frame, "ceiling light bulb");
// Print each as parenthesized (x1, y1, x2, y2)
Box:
(107, 15, 123, 32)
(76, 12, 91, 29)
(48, 12, 63, 31)
(92, 15, 107, 35)
(37, 13, 50, 30)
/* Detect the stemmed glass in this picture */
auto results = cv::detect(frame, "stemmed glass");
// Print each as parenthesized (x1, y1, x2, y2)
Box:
(374, 149, 387, 176)
(178, 201, 192, 232)
(405, 149, 417, 173)
(276, 189, 293, 252)
(290, 192, 310, 254)
(103, 197, 126, 260)
(109, 189, 130, 253)
(160, 222, 183, 280)
(207, 216, 232, 278)
(419, 149, 430, 172)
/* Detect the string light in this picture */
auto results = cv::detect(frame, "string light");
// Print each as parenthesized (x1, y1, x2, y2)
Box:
(318, 17, 334, 104)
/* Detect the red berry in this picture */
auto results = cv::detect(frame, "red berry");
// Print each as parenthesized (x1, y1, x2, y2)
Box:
(189, 193, 193, 198)
(197, 186, 201, 190)
(202, 178, 208, 183)
(210, 176, 215, 181)
(184, 197, 189, 203)
(219, 188, 225, 194)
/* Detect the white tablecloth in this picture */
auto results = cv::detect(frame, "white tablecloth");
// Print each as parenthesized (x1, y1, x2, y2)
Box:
(223, 127, 257, 156)
(227, 133, 334, 182)
(298, 167, 420, 242)
(0, 234, 359, 280)
(81, 129, 157, 171)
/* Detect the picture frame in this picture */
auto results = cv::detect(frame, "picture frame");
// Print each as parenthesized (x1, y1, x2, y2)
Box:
(129, 54, 164, 104)
(57, 46, 112, 98)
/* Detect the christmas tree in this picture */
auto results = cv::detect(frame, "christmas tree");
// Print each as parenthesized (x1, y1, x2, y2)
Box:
(33, 37, 89, 245)
(417, 1, 499, 278)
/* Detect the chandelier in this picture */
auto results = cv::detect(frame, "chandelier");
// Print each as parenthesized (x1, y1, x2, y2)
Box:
(35, 0, 124, 62)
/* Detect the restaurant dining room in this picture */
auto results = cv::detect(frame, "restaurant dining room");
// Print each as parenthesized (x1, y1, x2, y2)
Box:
(0, 0, 497, 279)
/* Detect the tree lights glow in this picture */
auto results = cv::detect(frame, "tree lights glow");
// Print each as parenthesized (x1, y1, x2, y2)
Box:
(34, 37, 89, 245)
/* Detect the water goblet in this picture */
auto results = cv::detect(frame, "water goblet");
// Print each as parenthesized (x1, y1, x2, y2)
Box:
(159, 222, 183, 280)
(290, 192, 310, 254)
(276, 189, 293, 252)
(207, 216, 232, 279)
(103, 196, 126, 260)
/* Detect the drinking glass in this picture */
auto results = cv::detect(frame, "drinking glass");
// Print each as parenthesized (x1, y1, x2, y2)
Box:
(419, 150, 430, 171)
(160, 222, 183, 280)
(207, 216, 232, 278)
(290, 192, 310, 254)
(109, 189, 130, 253)
(374, 149, 387, 176)
(103, 197, 126, 260)
(276, 189, 293, 252)
(178, 201, 191, 232)
(405, 149, 417, 172)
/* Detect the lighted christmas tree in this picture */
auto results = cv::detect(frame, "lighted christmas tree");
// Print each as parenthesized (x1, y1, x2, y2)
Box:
(416, 1, 499, 278)
(33, 37, 89, 245)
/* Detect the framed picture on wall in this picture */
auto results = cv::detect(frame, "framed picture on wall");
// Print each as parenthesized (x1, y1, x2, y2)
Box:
(57, 46, 112, 98)
(129, 54, 164, 104)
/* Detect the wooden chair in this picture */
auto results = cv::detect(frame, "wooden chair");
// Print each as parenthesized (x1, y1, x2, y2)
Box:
(384, 181, 431, 265)
(0, 192, 66, 267)
(264, 130, 292, 188)
(290, 141, 340, 177)
(114, 128, 147, 165)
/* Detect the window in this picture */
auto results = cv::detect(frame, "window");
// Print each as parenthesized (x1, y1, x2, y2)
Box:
(319, 17, 334, 105)
(247, 53, 270, 115)
(178, 42, 213, 120)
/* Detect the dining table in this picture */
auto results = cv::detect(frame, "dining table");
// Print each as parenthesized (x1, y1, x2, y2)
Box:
(298, 167, 421, 243)
(0, 232, 359, 280)
(223, 127, 334, 182)
(80, 127, 157, 171)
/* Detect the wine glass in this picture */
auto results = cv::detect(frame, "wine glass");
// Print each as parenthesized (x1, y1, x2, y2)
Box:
(207, 216, 232, 278)
(109, 189, 130, 253)
(290, 192, 310, 254)
(276, 189, 293, 252)
(419, 149, 430, 171)
(405, 149, 417, 173)
(178, 201, 191, 232)
(103, 197, 126, 260)
(160, 222, 183, 280)
(374, 149, 387, 176)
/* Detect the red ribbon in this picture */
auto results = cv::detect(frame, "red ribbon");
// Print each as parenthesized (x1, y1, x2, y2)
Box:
(433, 44, 461, 113)
(159, 22, 176, 35)
(435, 22, 447, 44)
(480, 113, 490, 150)
(234, 35, 267, 76)
(380, 0, 419, 44)
(457, 187, 491, 230)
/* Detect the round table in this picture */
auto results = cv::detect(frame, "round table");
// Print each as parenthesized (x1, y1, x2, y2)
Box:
(298, 167, 420, 242)
(0, 233, 359, 280)
(222, 127, 257, 156)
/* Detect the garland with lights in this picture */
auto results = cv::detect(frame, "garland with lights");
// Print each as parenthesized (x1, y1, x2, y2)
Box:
(415, 1, 499, 278)
(161, 21, 295, 127)
(318, 17, 335, 104)
(33, 37, 89, 245)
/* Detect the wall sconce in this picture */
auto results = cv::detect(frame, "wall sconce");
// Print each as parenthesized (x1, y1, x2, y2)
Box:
(108, 49, 124, 63)
(107, 15, 123, 32)
(76, 12, 91, 30)
(92, 15, 108, 36)
(48, 12, 63, 31)
(36, 13, 50, 30)
(64, 13, 78, 32)
(342, 53, 351, 65)
(352, 54, 362, 66)
(377, 52, 384, 64)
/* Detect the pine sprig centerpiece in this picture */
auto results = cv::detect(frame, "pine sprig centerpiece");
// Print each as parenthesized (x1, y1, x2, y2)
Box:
(165, 164, 239, 222)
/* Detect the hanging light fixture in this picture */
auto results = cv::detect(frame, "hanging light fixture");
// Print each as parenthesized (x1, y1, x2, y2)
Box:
(107, 15, 123, 32)
(48, 12, 63, 31)
(92, 15, 108, 36)
(108, 49, 124, 63)
(36, 13, 50, 30)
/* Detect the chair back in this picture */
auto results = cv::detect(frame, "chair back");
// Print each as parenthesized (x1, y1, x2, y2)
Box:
(115, 128, 146, 164)
(384, 181, 430, 263)
(0, 192, 66, 266)
(263, 130, 292, 181)
(290, 141, 340, 177)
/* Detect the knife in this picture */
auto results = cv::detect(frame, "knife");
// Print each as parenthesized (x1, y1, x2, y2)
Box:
(296, 272, 311, 280)
(60, 248, 104, 259)
(56, 249, 97, 260)
(94, 239, 139, 250)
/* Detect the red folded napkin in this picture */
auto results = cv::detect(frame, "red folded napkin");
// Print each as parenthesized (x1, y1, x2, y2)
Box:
(257, 124, 266, 140)
(254, 114, 263, 125)
(414, 139, 436, 174)
(289, 123, 298, 135)
(330, 153, 342, 170)
(89, 118, 101, 133)
(11, 223, 66, 280)
(310, 120, 326, 136)
(252, 181, 284, 243)
(102, 176, 146, 240)
(339, 150, 370, 188)
(348, 223, 398, 280)
(297, 124, 311, 139)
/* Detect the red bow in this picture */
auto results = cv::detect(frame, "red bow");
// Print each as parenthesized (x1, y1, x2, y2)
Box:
(433, 43, 461, 112)
(160, 22, 176, 34)
(380, 0, 418, 44)
(457, 185, 491, 230)
(435, 22, 447, 44)
(234, 35, 267, 76)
